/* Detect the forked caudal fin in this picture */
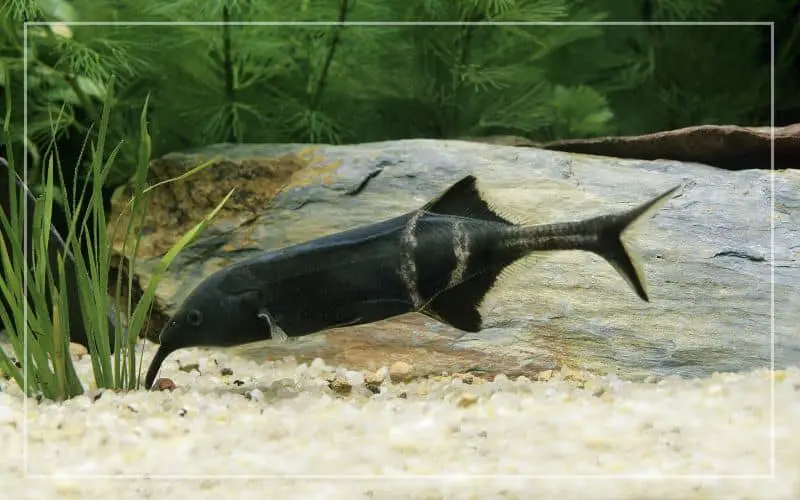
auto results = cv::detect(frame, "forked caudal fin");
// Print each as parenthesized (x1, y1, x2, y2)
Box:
(587, 185, 681, 302)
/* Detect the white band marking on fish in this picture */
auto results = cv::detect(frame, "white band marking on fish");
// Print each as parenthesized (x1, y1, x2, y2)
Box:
(449, 219, 469, 288)
(400, 210, 423, 308)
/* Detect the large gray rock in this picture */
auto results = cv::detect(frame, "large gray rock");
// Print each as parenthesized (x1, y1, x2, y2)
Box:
(110, 139, 799, 380)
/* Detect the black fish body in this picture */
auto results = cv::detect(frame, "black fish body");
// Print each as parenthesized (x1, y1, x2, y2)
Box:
(216, 213, 511, 336)
(230, 213, 421, 337)
(145, 175, 679, 388)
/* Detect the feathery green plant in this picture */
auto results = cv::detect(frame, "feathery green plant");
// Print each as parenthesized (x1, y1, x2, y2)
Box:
(2, 0, 796, 193)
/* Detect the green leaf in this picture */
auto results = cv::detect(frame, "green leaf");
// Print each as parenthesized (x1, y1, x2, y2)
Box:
(547, 84, 614, 138)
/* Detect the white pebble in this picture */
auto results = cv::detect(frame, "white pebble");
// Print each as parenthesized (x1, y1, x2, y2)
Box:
(345, 371, 365, 387)
(0, 395, 17, 424)
(246, 388, 264, 402)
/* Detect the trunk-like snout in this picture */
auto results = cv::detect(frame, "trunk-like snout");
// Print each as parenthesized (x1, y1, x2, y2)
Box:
(144, 343, 176, 389)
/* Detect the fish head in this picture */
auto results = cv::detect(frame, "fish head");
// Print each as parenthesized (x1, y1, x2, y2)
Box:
(144, 276, 269, 389)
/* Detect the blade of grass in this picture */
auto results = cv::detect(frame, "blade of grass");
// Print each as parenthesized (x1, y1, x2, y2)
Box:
(53, 253, 83, 397)
(1, 59, 93, 400)
(42, 156, 69, 401)
(0, 72, 32, 394)
(51, 141, 118, 387)
(126, 200, 151, 387)
(51, 300, 66, 400)
(76, 89, 119, 387)
(87, 139, 112, 358)
(113, 94, 153, 388)
(43, 150, 84, 400)
(0, 159, 36, 395)
(24, 108, 86, 400)
(29, 188, 61, 399)
(0, 238, 25, 390)
(71, 243, 108, 385)
(117, 95, 152, 387)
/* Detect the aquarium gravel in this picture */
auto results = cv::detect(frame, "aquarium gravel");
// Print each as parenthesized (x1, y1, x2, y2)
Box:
(2, 341, 799, 499)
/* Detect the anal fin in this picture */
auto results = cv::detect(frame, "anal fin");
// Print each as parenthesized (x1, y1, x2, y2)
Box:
(419, 269, 502, 332)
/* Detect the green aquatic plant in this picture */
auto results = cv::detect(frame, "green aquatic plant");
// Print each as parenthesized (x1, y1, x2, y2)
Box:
(0, 82, 234, 400)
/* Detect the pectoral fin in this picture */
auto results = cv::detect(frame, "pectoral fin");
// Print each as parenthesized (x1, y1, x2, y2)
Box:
(258, 308, 289, 343)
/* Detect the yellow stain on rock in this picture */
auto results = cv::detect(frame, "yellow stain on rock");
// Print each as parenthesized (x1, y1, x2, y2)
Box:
(108, 148, 343, 262)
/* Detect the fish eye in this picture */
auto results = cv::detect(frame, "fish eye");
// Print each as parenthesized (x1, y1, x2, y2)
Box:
(186, 309, 203, 326)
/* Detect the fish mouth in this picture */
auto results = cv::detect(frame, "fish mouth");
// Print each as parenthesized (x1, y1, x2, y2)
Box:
(144, 344, 176, 389)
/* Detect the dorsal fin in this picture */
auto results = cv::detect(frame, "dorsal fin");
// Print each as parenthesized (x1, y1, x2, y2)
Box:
(421, 175, 513, 225)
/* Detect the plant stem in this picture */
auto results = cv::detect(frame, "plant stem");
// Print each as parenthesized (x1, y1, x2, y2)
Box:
(222, 5, 236, 143)
(310, 0, 349, 111)
(449, 18, 477, 138)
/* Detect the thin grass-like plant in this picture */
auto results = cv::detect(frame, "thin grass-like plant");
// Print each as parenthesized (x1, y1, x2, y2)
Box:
(0, 81, 234, 399)
(0, 152, 85, 400)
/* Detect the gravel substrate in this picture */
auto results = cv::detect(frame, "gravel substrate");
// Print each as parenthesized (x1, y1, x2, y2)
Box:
(2, 341, 799, 499)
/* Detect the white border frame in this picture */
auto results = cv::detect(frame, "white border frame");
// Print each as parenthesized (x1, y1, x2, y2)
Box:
(22, 20, 776, 481)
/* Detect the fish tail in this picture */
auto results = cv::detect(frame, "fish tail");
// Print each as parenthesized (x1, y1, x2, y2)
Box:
(578, 185, 680, 302)
(514, 185, 680, 302)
